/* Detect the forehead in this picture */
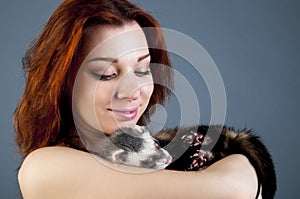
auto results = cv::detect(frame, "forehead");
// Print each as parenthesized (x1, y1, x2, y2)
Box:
(83, 22, 149, 61)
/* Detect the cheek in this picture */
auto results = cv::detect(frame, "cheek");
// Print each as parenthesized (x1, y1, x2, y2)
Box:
(142, 80, 154, 101)
(72, 71, 99, 131)
(95, 84, 109, 104)
(94, 83, 117, 131)
(94, 82, 115, 113)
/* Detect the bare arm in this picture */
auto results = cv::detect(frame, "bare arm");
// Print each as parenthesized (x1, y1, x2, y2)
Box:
(19, 147, 258, 199)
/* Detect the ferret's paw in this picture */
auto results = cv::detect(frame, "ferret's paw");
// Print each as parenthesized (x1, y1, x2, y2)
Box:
(181, 131, 195, 144)
(188, 149, 215, 171)
(181, 130, 205, 146)
(188, 149, 208, 170)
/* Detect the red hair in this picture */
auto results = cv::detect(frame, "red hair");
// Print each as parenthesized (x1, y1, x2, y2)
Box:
(14, 0, 173, 157)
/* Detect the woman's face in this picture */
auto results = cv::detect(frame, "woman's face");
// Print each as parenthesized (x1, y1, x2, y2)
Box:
(72, 22, 153, 135)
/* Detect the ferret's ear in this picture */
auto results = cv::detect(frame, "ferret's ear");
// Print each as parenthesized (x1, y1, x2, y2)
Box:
(112, 149, 127, 163)
(135, 125, 150, 134)
(135, 125, 144, 132)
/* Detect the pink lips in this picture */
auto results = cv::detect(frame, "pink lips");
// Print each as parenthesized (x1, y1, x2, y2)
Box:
(109, 108, 138, 120)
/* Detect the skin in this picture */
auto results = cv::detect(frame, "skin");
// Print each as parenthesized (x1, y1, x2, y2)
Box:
(72, 22, 153, 136)
(19, 147, 258, 199)
(18, 22, 260, 198)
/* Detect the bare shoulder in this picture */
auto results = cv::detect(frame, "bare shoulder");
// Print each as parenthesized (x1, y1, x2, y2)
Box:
(19, 146, 92, 178)
(20, 146, 90, 167)
(18, 146, 100, 199)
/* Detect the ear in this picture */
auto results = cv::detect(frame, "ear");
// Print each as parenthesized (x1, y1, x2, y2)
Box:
(135, 125, 144, 133)
(135, 125, 150, 135)
(112, 149, 127, 163)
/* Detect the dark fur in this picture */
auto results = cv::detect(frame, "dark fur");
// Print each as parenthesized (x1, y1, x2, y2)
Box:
(154, 125, 276, 199)
(96, 125, 276, 198)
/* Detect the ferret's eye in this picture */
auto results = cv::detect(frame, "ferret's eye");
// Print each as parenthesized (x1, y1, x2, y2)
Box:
(142, 157, 153, 164)
(153, 139, 160, 149)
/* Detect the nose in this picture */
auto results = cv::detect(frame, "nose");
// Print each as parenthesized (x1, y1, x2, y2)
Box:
(116, 73, 141, 101)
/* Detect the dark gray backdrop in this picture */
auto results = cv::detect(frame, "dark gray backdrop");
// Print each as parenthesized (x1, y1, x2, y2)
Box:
(1, 0, 299, 198)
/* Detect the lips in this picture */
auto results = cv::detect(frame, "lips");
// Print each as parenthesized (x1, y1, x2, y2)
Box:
(109, 108, 138, 120)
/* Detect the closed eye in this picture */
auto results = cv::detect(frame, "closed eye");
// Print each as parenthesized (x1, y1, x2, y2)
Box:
(153, 139, 161, 149)
(142, 156, 154, 164)
(93, 73, 117, 81)
(134, 70, 151, 77)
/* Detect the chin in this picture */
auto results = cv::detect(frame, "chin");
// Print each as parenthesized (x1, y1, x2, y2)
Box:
(114, 120, 137, 129)
(98, 121, 137, 135)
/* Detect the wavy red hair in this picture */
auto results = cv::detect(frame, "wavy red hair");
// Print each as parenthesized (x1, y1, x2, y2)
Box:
(14, 0, 173, 157)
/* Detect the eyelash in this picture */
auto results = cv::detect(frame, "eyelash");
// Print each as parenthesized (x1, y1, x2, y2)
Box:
(134, 70, 151, 76)
(97, 73, 117, 81)
(93, 70, 151, 81)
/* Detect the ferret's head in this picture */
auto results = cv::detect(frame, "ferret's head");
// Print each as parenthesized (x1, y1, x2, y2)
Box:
(101, 126, 172, 169)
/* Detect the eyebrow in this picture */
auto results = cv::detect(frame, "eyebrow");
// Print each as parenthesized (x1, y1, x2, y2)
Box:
(88, 53, 150, 63)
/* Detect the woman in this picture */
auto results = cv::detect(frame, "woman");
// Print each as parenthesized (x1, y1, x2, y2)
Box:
(14, 0, 259, 198)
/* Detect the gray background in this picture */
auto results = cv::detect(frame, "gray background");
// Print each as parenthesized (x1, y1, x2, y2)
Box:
(1, 0, 299, 198)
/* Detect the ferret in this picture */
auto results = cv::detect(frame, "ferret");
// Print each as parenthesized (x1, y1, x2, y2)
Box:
(94, 125, 276, 199)
(95, 125, 172, 169)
